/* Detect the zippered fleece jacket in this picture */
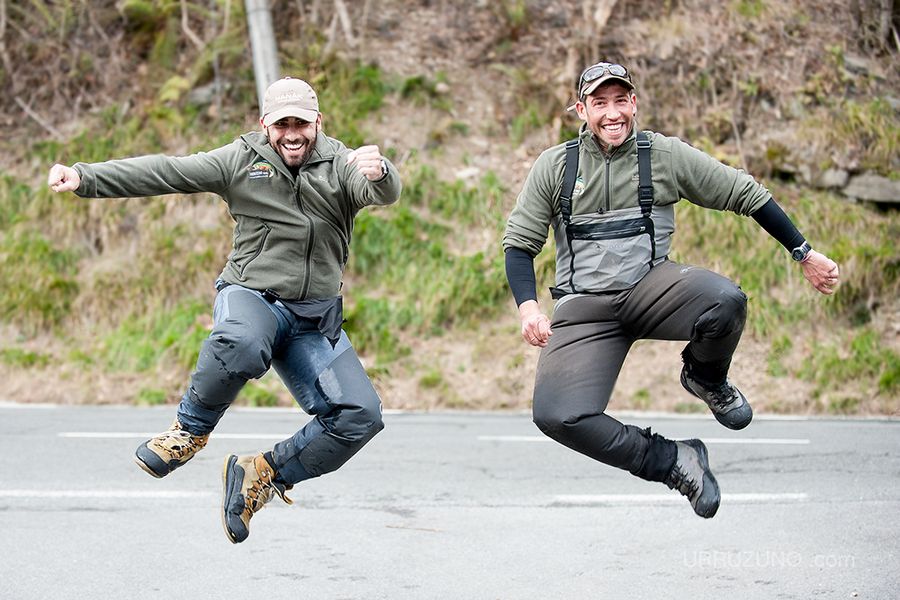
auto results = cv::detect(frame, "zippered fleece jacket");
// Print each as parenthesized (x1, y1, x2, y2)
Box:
(502, 126, 771, 265)
(74, 131, 401, 300)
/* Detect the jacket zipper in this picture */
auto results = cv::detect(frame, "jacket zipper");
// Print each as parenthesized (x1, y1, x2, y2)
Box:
(604, 155, 611, 213)
(293, 177, 315, 299)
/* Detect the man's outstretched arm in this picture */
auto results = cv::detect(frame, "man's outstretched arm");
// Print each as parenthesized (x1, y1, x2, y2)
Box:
(751, 198, 840, 295)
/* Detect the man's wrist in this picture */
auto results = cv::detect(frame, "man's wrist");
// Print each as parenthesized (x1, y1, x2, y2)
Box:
(791, 241, 812, 262)
(372, 159, 388, 182)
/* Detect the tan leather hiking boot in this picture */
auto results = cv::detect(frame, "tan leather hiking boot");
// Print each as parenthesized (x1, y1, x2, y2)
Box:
(222, 453, 293, 544)
(134, 419, 210, 478)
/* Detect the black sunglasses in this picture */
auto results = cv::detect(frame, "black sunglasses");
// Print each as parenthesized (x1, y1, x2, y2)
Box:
(577, 62, 632, 94)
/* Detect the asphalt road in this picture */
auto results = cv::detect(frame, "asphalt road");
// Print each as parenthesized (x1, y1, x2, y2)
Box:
(1, 404, 897, 600)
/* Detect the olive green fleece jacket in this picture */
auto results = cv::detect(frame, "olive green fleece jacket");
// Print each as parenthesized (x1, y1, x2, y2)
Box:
(74, 131, 401, 300)
(502, 127, 771, 257)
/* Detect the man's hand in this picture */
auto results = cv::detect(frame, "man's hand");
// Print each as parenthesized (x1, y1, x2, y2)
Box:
(47, 164, 81, 193)
(347, 145, 387, 181)
(801, 250, 840, 295)
(519, 300, 552, 348)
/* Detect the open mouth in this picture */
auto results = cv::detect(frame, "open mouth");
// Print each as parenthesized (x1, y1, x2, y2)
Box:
(602, 122, 625, 135)
(281, 142, 306, 154)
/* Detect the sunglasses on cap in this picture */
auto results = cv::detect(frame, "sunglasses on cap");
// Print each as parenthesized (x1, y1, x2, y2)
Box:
(577, 62, 632, 95)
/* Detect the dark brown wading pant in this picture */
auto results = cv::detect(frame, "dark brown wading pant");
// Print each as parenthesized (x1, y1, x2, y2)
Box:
(532, 260, 748, 482)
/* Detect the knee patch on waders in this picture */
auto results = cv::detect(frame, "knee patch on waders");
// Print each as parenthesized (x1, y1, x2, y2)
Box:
(298, 349, 384, 477)
(209, 328, 273, 381)
(692, 286, 747, 342)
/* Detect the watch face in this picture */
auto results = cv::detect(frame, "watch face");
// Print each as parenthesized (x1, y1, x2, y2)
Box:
(792, 249, 803, 261)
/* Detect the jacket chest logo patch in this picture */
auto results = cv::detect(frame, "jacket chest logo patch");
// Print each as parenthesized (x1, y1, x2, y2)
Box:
(248, 161, 275, 179)
(573, 176, 585, 197)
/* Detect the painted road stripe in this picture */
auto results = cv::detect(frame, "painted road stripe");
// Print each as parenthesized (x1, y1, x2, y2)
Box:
(0, 490, 215, 499)
(478, 435, 810, 445)
(553, 493, 808, 505)
(60, 432, 290, 440)
(0, 490, 808, 503)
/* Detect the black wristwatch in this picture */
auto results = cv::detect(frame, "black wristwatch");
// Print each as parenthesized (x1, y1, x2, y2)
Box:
(791, 241, 812, 262)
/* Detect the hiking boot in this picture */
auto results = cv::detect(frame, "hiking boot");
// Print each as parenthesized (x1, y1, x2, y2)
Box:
(222, 453, 293, 544)
(665, 439, 720, 518)
(681, 364, 753, 430)
(134, 419, 209, 478)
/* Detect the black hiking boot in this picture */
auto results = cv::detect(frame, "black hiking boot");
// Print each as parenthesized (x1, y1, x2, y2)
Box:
(665, 439, 720, 518)
(681, 363, 753, 430)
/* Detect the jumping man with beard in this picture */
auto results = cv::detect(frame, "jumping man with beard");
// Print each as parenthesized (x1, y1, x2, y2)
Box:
(47, 77, 401, 542)
(503, 62, 839, 517)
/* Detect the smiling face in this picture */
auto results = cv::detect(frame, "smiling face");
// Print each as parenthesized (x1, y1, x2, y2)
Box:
(575, 82, 637, 151)
(262, 115, 321, 167)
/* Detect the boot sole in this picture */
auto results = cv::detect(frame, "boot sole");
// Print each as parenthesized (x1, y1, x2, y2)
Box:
(134, 442, 196, 478)
(689, 439, 720, 518)
(222, 455, 240, 544)
(711, 405, 753, 431)
(134, 454, 166, 479)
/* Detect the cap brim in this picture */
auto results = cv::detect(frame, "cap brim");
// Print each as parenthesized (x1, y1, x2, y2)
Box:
(580, 75, 634, 98)
(263, 107, 319, 126)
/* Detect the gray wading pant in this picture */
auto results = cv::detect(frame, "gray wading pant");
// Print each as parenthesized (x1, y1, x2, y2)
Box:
(532, 260, 747, 481)
(175, 285, 384, 485)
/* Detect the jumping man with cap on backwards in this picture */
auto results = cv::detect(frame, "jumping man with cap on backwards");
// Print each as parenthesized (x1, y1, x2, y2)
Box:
(47, 77, 401, 542)
(503, 61, 839, 517)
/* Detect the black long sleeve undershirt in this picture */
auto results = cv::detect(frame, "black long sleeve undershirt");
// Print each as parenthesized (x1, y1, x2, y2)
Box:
(751, 197, 806, 251)
(505, 247, 537, 306)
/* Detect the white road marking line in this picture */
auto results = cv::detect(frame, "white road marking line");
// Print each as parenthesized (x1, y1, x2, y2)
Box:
(59, 432, 290, 440)
(478, 435, 810, 445)
(0, 490, 215, 499)
(703, 438, 810, 445)
(553, 493, 808, 505)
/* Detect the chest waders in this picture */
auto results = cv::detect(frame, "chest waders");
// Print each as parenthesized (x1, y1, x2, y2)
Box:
(552, 131, 657, 299)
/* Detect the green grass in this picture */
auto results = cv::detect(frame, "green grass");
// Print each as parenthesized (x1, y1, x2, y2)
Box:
(0, 230, 80, 332)
(344, 166, 511, 363)
(136, 387, 169, 406)
(240, 382, 281, 407)
(798, 328, 899, 397)
(0, 348, 51, 368)
(99, 300, 209, 372)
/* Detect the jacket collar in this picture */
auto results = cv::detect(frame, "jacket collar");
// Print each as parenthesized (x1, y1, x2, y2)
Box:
(578, 124, 637, 159)
(240, 130, 337, 181)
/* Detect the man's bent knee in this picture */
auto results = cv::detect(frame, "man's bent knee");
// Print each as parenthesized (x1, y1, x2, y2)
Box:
(208, 328, 273, 380)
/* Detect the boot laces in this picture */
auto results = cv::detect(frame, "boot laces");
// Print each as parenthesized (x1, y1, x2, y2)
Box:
(246, 463, 292, 514)
(152, 428, 206, 459)
(667, 466, 700, 500)
(706, 381, 737, 410)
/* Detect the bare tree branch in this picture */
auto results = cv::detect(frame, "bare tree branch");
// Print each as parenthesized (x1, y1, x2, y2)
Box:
(181, 0, 205, 50)
(359, 0, 372, 53)
(334, 0, 356, 47)
(323, 10, 339, 54)
(14, 96, 63, 138)
(0, 0, 14, 90)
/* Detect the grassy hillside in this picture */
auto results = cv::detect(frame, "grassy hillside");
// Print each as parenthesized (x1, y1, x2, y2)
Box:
(0, 0, 897, 414)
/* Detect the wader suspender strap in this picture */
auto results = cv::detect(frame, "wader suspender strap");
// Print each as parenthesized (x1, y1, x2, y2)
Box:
(560, 139, 580, 294)
(560, 139, 580, 224)
(636, 131, 657, 259)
